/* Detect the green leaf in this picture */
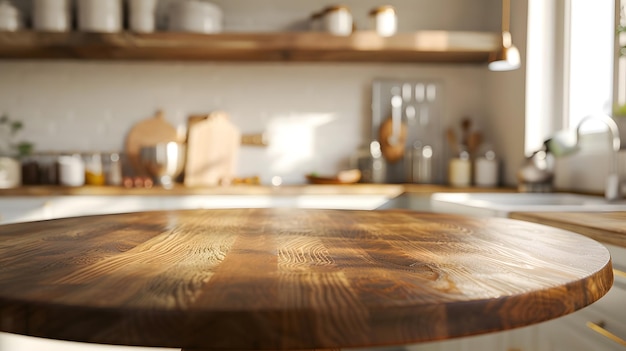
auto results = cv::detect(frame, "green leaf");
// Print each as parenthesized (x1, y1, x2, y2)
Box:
(15, 142, 34, 157)
(10, 121, 23, 135)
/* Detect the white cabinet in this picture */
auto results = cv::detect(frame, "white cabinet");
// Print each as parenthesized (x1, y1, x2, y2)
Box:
(406, 325, 545, 351)
(0, 194, 391, 224)
(0, 334, 178, 351)
(0, 197, 52, 224)
(48, 196, 162, 219)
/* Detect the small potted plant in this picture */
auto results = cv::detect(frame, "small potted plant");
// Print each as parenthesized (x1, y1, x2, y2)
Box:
(0, 114, 34, 188)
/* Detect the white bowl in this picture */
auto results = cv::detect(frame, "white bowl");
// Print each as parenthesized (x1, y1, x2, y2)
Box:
(168, 0, 222, 34)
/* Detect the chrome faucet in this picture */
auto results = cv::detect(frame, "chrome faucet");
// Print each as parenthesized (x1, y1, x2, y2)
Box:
(573, 114, 621, 201)
(545, 114, 622, 200)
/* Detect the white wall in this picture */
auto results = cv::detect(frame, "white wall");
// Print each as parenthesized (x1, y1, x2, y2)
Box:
(485, 0, 529, 186)
(0, 0, 504, 185)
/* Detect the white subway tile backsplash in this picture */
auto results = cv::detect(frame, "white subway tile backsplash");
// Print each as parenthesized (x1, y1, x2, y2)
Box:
(0, 61, 489, 184)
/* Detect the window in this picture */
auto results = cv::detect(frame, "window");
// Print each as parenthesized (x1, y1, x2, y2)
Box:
(525, 0, 615, 155)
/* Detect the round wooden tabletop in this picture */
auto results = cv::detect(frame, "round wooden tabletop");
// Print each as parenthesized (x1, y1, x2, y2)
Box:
(0, 208, 613, 350)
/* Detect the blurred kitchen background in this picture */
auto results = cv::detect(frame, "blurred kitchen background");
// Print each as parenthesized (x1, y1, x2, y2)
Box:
(0, 0, 528, 186)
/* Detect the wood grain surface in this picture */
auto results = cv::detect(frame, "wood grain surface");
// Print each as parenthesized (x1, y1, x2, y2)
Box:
(509, 211, 626, 248)
(0, 209, 613, 350)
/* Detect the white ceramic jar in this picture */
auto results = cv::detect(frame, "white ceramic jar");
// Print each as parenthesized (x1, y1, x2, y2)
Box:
(168, 0, 223, 34)
(0, 157, 21, 189)
(58, 154, 85, 187)
(33, 0, 70, 32)
(369, 5, 397, 37)
(322, 5, 353, 36)
(474, 151, 499, 187)
(77, 0, 122, 33)
(128, 0, 157, 33)
(448, 151, 471, 187)
(0, 0, 21, 32)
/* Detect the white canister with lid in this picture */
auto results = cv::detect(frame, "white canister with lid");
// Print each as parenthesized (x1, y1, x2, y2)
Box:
(322, 5, 353, 36)
(33, 0, 70, 32)
(0, 0, 21, 32)
(128, 0, 158, 33)
(0, 157, 21, 189)
(448, 151, 471, 187)
(369, 5, 397, 37)
(58, 154, 85, 187)
(78, 0, 122, 33)
(474, 150, 499, 187)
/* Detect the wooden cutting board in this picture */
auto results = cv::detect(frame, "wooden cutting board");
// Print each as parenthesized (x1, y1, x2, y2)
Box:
(125, 110, 180, 175)
(184, 111, 240, 187)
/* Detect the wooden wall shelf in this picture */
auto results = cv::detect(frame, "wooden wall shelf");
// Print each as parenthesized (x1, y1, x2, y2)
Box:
(0, 31, 499, 63)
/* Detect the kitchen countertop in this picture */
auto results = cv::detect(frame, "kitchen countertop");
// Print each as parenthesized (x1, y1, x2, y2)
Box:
(0, 208, 612, 350)
(0, 184, 515, 197)
(509, 211, 626, 248)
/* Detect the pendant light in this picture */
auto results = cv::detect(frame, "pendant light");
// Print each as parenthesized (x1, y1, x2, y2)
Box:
(489, 0, 521, 71)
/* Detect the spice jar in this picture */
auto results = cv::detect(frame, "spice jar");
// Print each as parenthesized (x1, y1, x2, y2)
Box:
(322, 5, 353, 36)
(21, 155, 39, 185)
(104, 152, 123, 186)
(84, 152, 105, 186)
(37, 152, 59, 185)
(369, 5, 397, 37)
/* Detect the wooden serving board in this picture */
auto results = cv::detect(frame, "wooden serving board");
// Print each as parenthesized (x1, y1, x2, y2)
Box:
(0, 209, 612, 350)
(509, 211, 626, 248)
(184, 111, 240, 187)
(124, 110, 180, 175)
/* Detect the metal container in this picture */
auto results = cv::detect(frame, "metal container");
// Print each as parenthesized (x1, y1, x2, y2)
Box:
(352, 141, 386, 183)
(372, 80, 444, 183)
(139, 142, 186, 188)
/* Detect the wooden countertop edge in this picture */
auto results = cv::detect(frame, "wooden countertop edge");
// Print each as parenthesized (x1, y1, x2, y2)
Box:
(509, 212, 626, 248)
(0, 184, 516, 197)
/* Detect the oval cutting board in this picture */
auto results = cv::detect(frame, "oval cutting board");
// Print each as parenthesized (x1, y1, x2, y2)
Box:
(125, 110, 180, 175)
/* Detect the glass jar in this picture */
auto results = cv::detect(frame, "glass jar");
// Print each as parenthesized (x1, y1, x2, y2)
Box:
(369, 5, 397, 37)
(84, 152, 105, 186)
(37, 152, 59, 185)
(104, 152, 123, 186)
(21, 155, 39, 185)
(322, 5, 353, 36)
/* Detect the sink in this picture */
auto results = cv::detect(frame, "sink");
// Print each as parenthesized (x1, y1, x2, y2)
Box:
(430, 192, 626, 218)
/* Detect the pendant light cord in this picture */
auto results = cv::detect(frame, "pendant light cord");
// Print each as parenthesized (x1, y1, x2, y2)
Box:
(502, 0, 510, 33)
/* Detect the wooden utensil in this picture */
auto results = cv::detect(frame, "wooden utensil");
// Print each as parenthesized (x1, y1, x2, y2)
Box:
(184, 111, 240, 187)
(379, 95, 407, 163)
(468, 131, 483, 156)
(125, 110, 180, 175)
(305, 169, 361, 184)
